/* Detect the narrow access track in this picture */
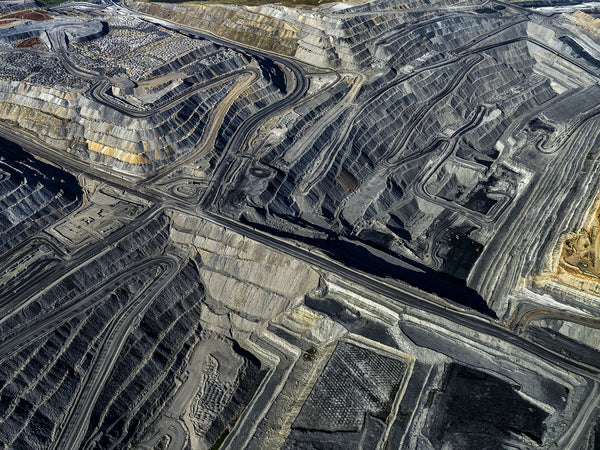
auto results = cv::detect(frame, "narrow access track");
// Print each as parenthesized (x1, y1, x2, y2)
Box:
(52, 254, 182, 450)
(90, 68, 256, 118)
(0, 257, 172, 365)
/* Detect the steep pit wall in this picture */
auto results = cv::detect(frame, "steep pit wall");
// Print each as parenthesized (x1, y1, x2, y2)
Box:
(168, 211, 321, 336)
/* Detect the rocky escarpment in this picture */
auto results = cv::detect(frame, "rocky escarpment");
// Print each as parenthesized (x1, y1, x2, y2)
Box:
(168, 211, 321, 337)
(218, 10, 571, 284)
(0, 196, 593, 449)
(0, 205, 321, 448)
(1, 0, 600, 448)
(568, 10, 600, 39)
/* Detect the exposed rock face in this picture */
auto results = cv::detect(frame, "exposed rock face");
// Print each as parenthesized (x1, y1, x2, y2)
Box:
(130, 0, 600, 383)
(169, 211, 320, 334)
(0, 68, 240, 173)
(0, 214, 175, 448)
(551, 195, 600, 294)
(146, 0, 600, 325)
(140, 3, 303, 55)
(82, 259, 208, 449)
(132, 1, 329, 64)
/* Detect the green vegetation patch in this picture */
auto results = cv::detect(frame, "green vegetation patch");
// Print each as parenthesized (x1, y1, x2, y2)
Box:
(35, 0, 70, 7)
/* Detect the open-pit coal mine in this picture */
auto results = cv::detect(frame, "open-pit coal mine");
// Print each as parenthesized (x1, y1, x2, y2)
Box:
(0, 0, 600, 448)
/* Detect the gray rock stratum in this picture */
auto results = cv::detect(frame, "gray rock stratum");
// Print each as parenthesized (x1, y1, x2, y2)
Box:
(1, 0, 600, 448)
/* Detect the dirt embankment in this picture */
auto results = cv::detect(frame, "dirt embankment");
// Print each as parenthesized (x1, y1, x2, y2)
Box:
(16, 37, 41, 48)
(0, 9, 53, 25)
(552, 198, 600, 294)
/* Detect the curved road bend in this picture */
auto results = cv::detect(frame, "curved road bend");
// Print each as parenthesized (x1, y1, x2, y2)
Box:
(90, 68, 256, 118)
(142, 70, 260, 185)
(4, 8, 600, 444)
(8, 113, 586, 381)
(48, 25, 259, 119)
(46, 12, 310, 199)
